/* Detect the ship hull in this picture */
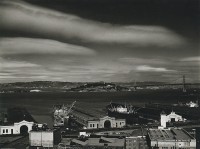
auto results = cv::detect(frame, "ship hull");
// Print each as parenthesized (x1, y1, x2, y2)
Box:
(107, 110, 139, 124)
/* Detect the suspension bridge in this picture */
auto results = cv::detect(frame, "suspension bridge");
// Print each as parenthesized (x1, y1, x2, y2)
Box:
(132, 75, 200, 92)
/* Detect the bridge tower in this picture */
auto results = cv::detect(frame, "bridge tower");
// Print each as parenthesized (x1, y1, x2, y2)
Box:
(183, 75, 186, 92)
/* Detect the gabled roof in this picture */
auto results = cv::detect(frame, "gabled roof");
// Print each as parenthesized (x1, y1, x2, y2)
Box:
(14, 120, 34, 125)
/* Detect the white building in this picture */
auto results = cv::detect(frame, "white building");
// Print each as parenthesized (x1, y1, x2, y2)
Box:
(160, 111, 186, 128)
(29, 130, 54, 147)
(87, 116, 126, 129)
(0, 120, 34, 135)
(29, 128, 61, 147)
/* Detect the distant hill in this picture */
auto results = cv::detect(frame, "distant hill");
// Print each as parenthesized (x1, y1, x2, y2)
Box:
(0, 81, 130, 93)
(0, 81, 165, 89)
(69, 82, 129, 92)
(0, 81, 82, 88)
(1, 81, 198, 93)
(0, 81, 84, 93)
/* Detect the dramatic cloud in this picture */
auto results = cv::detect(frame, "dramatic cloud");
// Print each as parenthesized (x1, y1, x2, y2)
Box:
(136, 65, 174, 72)
(0, 0, 185, 47)
(180, 56, 200, 62)
(0, 37, 96, 56)
(119, 57, 169, 65)
(0, 0, 198, 83)
(0, 60, 39, 69)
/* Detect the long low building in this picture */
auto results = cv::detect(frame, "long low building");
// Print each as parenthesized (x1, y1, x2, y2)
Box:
(0, 120, 34, 135)
(72, 109, 126, 129)
(148, 128, 196, 149)
(87, 116, 126, 129)
(59, 136, 125, 149)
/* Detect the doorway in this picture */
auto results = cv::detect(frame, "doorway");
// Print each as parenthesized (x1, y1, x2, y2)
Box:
(20, 125, 28, 134)
(104, 120, 111, 128)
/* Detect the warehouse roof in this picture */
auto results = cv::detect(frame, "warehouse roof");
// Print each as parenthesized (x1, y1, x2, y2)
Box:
(148, 128, 194, 141)
(67, 137, 124, 147)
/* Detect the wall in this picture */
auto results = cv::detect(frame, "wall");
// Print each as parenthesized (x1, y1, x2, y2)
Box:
(115, 120, 126, 128)
(160, 114, 167, 128)
(29, 131, 54, 147)
(87, 121, 99, 129)
(87, 116, 126, 129)
(0, 126, 14, 135)
(99, 116, 116, 128)
(13, 120, 34, 134)
(167, 112, 184, 122)
(151, 140, 196, 149)
(0, 120, 33, 135)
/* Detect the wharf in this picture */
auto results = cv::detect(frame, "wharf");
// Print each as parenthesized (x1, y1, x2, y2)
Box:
(72, 107, 106, 126)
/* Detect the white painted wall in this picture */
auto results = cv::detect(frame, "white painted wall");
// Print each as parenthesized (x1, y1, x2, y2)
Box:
(0, 120, 34, 135)
(160, 112, 185, 128)
(29, 131, 54, 147)
(151, 140, 196, 149)
(0, 126, 14, 135)
(160, 114, 167, 128)
(87, 116, 125, 129)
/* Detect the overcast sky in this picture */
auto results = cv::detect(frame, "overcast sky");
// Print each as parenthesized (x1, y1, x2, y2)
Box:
(0, 0, 199, 83)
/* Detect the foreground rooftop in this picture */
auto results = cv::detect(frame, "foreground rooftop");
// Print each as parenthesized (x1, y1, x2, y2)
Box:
(148, 128, 195, 141)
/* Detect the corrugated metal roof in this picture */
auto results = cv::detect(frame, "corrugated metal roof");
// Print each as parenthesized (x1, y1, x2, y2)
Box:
(149, 128, 193, 141)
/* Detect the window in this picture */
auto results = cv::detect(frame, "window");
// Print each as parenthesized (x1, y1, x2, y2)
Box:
(6, 129, 8, 133)
(90, 124, 93, 128)
(93, 124, 95, 127)
(3, 129, 5, 133)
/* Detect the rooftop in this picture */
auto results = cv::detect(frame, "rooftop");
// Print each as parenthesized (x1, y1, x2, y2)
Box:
(68, 137, 125, 147)
(148, 128, 194, 141)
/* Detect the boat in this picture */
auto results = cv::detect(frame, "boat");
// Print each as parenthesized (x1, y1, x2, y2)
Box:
(144, 100, 200, 120)
(185, 100, 199, 107)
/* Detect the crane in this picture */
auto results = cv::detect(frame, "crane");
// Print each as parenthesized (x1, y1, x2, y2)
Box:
(53, 101, 76, 127)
